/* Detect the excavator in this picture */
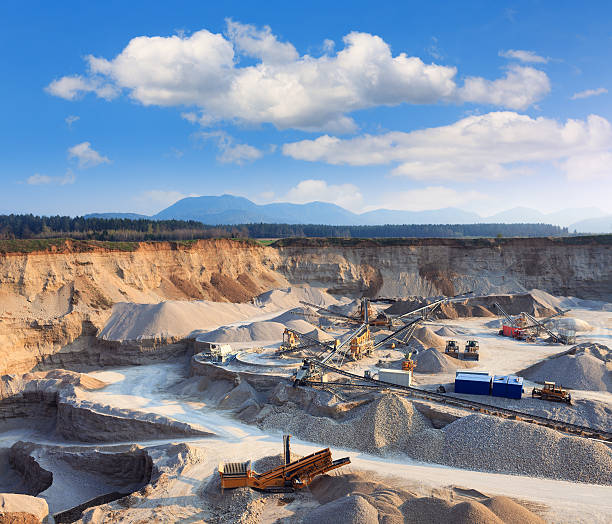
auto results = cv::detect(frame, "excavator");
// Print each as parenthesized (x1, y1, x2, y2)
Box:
(219, 435, 350, 492)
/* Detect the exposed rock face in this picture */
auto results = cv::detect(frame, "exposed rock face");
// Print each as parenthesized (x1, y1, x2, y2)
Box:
(0, 494, 49, 523)
(0, 237, 610, 374)
(8, 443, 53, 496)
(275, 237, 612, 301)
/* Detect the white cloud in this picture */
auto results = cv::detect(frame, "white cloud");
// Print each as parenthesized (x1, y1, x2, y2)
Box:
(27, 174, 53, 185)
(27, 171, 75, 186)
(571, 87, 608, 100)
(47, 21, 550, 132)
(68, 142, 111, 168)
(282, 179, 364, 209)
(458, 65, 550, 109)
(196, 131, 263, 165)
(138, 190, 200, 209)
(563, 152, 612, 181)
(45, 75, 118, 100)
(65, 115, 80, 128)
(499, 49, 548, 63)
(283, 111, 612, 181)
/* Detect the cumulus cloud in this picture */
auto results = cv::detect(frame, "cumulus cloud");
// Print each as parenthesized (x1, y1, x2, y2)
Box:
(68, 142, 111, 168)
(457, 65, 550, 109)
(27, 171, 75, 186)
(46, 75, 118, 101)
(499, 49, 549, 63)
(47, 21, 550, 131)
(283, 111, 612, 181)
(282, 179, 364, 209)
(571, 87, 608, 100)
(196, 131, 263, 165)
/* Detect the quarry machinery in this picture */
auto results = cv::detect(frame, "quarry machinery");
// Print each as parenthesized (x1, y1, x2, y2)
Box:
(522, 312, 575, 345)
(218, 435, 350, 492)
(278, 328, 337, 355)
(532, 382, 572, 404)
(445, 340, 460, 358)
(463, 340, 480, 361)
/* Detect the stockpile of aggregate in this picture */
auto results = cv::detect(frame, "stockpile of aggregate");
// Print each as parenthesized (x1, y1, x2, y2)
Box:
(408, 414, 612, 485)
(520, 343, 612, 392)
(413, 348, 464, 373)
(412, 326, 446, 351)
(258, 393, 432, 454)
(435, 326, 459, 337)
(197, 318, 321, 343)
(303, 495, 378, 524)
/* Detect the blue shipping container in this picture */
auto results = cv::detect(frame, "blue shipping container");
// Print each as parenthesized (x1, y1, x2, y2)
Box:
(506, 375, 524, 399)
(455, 372, 491, 395)
(491, 375, 508, 397)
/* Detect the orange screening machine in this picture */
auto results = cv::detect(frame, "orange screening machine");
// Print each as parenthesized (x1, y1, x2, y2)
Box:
(219, 435, 350, 492)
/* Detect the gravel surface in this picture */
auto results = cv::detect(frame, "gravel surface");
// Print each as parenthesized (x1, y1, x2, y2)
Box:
(521, 343, 612, 392)
(418, 414, 612, 484)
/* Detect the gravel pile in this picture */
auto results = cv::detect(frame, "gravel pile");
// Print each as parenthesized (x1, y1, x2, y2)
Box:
(259, 393, 431, 454)
(521, 343, 612, 392)
(303, 495, 379, 524)
(435, 326, 459, 337)
(419, 414, 612, 484)
(414, 348, 462, 373)
(412, 326, 446, 351)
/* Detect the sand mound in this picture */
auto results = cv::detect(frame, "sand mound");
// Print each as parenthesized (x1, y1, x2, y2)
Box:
(268, 306, 316, 324)
(414, 348, 463, 373)
(547, 317, 593, 332)
(198, 318, 322, 343)
(303, 495, 379, 524)
(483, 496, 545, 524)
(520, 343, 612, 392)
(255, 286, 340, 309)
(450, 500, 504, 524)
(24, 370, 107, 391)
(436, 326, 458, 337)
(412, 326, 446, 351)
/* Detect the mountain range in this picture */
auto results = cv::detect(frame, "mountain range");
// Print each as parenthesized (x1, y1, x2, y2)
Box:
(86, 195, 611, 233)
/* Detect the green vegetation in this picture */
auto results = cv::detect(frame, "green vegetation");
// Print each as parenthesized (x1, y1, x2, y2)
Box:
(0, 214, 570, 244)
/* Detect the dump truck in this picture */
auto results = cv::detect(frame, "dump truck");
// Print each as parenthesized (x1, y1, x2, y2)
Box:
(445, 340, 460, 359)
(532, 382, 572, 404)
(463, 340, 480, 361)
(219, 435, 350, 492)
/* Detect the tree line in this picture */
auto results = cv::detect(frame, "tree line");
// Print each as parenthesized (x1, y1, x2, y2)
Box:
(0, 214, 569, 241)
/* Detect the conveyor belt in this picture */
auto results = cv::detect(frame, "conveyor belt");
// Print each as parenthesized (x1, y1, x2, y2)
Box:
(303, 360, 612, 442)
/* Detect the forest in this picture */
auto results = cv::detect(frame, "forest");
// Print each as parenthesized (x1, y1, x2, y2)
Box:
(0, 214, 569, 241)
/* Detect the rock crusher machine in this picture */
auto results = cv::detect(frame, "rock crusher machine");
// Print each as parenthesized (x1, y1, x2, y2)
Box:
(218, 435, 351, 493)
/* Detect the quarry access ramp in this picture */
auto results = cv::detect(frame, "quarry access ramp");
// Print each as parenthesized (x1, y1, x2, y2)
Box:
(303, 360, 612, 443)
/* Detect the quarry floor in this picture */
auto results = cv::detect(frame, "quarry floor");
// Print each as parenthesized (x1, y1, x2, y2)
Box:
(1, 294, 611, 523)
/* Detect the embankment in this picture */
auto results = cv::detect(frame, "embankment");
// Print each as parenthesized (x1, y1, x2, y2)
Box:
(0, 236, 610, 374)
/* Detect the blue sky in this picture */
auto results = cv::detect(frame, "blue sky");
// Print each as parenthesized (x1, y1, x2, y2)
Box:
(1, 0, 611, 217)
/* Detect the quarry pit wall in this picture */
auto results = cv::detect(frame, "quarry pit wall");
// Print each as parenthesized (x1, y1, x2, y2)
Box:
(0, 236, 609, 374)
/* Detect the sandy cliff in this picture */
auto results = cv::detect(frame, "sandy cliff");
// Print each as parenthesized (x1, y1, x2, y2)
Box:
(0, 237, 610, 374)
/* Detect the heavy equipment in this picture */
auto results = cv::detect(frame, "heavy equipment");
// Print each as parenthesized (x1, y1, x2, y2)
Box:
(402, 351, 416, 372)
(279, 328, 300, 352)
(445, 340, 460, 358)
(218, 435, 350, 492)
(463, 340, 480, 361)
(532, 382, 572, 404)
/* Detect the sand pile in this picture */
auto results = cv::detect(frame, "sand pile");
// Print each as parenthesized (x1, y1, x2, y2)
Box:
(412, 326, 446, 351)
(410, 414, 612, 484)
(547, 317, 593, 332)
(23, 370, 107, 391)
(520, 343, 612, 392)
(414, 348, 465, 373)
(309, 473, 544, 524)
(99, 286, 343, 342)
(303, 495, 379, 524)
(435, 326, 459, 337)
(197, 318, 322, 343)
(254, 286, 341, 309)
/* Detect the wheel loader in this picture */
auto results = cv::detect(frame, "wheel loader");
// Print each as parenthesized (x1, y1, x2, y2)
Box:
(532, 382, 572, 405)
(445, 340, 460, 359)
(463, 340, 480, 361)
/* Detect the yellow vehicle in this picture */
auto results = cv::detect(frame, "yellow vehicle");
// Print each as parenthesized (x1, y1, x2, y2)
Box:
(279, 328, 300, 352)
(532, 382, 572, 404)
(219, 435, 350, 492)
